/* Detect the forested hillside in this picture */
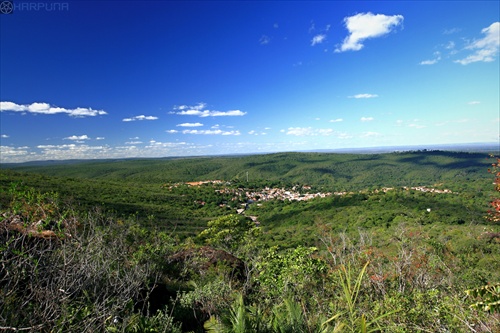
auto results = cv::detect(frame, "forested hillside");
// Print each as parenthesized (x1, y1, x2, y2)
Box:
(1, 151, 499, 332)
(2, 150, 491, 191)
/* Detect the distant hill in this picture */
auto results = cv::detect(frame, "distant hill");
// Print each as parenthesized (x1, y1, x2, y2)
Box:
(1, 150, 494, 192)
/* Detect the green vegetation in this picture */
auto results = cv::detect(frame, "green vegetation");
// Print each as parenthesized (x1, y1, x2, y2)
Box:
(1, 151, 499, 332)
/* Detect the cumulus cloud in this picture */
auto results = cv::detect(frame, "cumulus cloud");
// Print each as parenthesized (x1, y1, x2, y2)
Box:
(311, 34, 326, 46)
(329, 118, 344, 123)
(122, 115, 158, 122)
(0, 145, 30, 158)
(336, 12, 403, 52)
(1, 134, 9, 138)
(2, 141, 217, 163)
(286, 127, 334, 136)
(360, 117, 374, 122)
(64, 135, 90, 141)
(176, 122, 203, 127)
(349, 93, 378, 99)
(0, 101, 107, 117)
(34, 144, 111, 161)
(248, 129, 269, 136)
(181, 129, 241, 135)
(171, 103, 246, 117)
(148, 140, 187, 146)
(166, 130, 179, 134)
(455, 22, 500, 65)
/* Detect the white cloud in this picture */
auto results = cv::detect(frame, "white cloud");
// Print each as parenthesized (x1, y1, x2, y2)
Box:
(166, 130, 179, 134)
(0, 102, 25, 112)
(0, 101, 107, 117)
(182, 129, 241, 135)
(1, 134, 9, 138)
(287, 127, 314, 136)
(286, 127, 334, 136)
(176, 122, 203, 127)
(468, 101, 481, 105)
(360, 117, 374, 122)
(96, 137, 105, 140)
(349, 93, 378, 99)
(2, 141, 220, 163)
(455, 22, 500, 65)
(210, 110, 246, 117)
(311, 34, 326, 46)
(0, 145, 30, 158)
(420, 51, 441, 65)
(249, 128, 270, 135)
(122, 115, 158, 122)
(64, 135, 90, 141)
(33, 144, 111, 161)
(336, 12, 403, 52)
(329, 118, 344, 123)
(419, 59, 439, 65)
(177, 110, 246, 117)
(176, 103, 206, 111)
(147, 140, 188, 147)
(172, 103, 246, 117)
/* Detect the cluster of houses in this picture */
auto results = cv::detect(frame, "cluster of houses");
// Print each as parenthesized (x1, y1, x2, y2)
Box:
(402, 186, 452, 193)
(374, 186, 452, 194)
(244, 186, 332, 202)
(169, 180, 455, 225)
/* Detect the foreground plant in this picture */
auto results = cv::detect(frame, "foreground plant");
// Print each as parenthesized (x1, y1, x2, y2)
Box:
(322, 262, 396, 333)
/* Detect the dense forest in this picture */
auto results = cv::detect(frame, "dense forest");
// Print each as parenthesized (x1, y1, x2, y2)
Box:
(1, 150, 499, 332)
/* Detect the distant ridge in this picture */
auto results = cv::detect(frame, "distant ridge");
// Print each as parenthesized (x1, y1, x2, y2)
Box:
(0, 142, 498, 167)
(306, 142, 499, 154)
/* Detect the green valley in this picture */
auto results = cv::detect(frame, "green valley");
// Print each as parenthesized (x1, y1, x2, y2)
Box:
(1, 150, 499, 332)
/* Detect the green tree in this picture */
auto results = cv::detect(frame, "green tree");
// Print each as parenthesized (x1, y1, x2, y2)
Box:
(198, 214, 259, 254)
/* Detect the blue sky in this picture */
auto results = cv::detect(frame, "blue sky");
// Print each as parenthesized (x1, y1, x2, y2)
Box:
(1, 1, 499, 162)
